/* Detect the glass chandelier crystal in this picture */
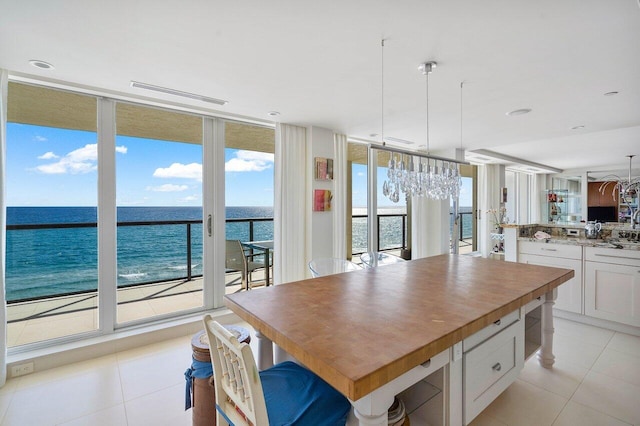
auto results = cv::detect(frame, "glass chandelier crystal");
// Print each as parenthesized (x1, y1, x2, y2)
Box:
(383, 154, 461, 202)
(599, 155, 640, 229)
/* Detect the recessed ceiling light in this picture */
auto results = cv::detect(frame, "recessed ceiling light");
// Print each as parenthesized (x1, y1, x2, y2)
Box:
(506, 108, 532, 116)
(384, 136, 414, 145)
(571, 125, 585, 130)
(604, 91, 619, 96)
(267, 111, 280, 117)
(130, 81, 228, 105)
(29, 60, 54, 70)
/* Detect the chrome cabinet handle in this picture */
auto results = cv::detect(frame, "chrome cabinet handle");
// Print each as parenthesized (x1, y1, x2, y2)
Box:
(492, 362, 502, 372)
(207, 214, 212, 237)
(421, 358, 431, 368)
(494, 319, 501, 326)
(541, 248, 557, 251)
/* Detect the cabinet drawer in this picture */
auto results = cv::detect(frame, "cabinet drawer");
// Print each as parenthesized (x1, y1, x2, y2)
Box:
(519, 241, 582, 259)
(463, 309, 520, 352)
(585, 246, 640, 267)
(463, 320, 524, 424)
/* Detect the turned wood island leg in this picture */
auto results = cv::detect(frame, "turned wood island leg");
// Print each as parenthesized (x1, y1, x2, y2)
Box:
(255, 330, 274, 370)
(537, 288, 557, 368)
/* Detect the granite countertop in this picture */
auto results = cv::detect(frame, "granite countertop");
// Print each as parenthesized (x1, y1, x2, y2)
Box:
(518, 236, 640, 251)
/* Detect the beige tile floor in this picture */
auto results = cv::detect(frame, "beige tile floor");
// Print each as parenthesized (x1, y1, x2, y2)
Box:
(1, 316, 639, 425)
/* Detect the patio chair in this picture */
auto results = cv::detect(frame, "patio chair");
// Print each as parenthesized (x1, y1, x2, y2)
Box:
(225, 240, 267, 290)
(202, 315, 350, 426)
(359, 251, 406, 268)
(308, 258, 361, 277)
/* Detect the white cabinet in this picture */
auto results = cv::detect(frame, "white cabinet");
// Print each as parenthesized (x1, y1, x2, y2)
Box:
(463, 319, 524, 424)
(518, 242, 583, 314)
(585, 247, 640, 327)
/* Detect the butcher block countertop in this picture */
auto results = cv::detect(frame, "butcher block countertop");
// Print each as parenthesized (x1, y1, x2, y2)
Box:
(225, 254, 574, 400)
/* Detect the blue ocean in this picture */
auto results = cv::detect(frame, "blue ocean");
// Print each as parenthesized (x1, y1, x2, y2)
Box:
(5, 206, 274, 302)
(5, 205, 471, 302)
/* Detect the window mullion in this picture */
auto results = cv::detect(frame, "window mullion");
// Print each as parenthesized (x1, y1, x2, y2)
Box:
(97, 98, 117, 333)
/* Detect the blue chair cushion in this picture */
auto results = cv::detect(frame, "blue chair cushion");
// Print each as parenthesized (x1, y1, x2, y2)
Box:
(260, 361, 351, 426)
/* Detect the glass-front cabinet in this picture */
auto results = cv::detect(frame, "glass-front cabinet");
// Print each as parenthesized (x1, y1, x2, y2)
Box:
(546, 189, 581, 224)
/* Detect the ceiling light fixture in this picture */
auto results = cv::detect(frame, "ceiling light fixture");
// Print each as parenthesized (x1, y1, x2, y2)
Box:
(29, 60, 54, 70)
(130, 81, 228, 105)
(468, 149, 563, 174)
(267, 111, 280, 117)
(599, 155, 640, 229)
(384, 137, 414, 145)
(379, 58, 465, 202)
(506, 108, 532, 116)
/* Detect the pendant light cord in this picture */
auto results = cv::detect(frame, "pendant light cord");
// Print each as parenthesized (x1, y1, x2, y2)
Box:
(460, 81, 465, 150)
(425, 69, 430, 154)
(381, 38, 385, 146)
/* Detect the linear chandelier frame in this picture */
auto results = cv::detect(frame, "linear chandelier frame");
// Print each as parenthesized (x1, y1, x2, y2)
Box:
(369, 143, 470, 166)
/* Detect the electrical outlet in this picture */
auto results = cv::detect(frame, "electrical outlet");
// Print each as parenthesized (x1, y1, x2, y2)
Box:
(11, 362, 34, 377)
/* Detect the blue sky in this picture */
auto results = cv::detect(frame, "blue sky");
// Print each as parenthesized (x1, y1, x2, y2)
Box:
(7, 122, 471, 208)
(7, 123, 274, 207)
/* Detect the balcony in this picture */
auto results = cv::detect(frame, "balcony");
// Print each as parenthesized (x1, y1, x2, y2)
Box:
(6, 212, 473, 347)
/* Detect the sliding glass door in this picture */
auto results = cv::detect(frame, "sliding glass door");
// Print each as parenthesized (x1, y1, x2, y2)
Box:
(115, 103, 204, 324)
(5, 83, 99, 346)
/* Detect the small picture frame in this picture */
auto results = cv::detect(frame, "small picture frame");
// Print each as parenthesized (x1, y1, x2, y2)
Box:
(313, 189, 333, 211)
(315, 157, 333, 181)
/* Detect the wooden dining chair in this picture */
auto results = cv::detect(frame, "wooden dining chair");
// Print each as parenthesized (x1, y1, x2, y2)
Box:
(203, 315, 351, 426)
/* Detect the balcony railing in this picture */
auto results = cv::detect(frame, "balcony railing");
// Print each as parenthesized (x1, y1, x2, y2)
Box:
(6, 211, 474, 305)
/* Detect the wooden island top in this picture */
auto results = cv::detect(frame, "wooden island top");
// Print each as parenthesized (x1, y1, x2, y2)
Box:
(225, 254, 574, 401)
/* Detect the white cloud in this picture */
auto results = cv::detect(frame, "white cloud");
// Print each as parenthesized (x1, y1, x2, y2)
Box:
(153, 163, 202, 180)
(179, 195, 199, 203)
(225, 150, 274, 172)
(34, 135, 47, 142)
(357, 172, 365, 177)
(35, 143, 127, 175)
(145, 184, 189, 192)
(38, 152, 59, 160)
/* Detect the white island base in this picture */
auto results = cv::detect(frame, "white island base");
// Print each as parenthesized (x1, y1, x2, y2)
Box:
(254, 290, 555, 426)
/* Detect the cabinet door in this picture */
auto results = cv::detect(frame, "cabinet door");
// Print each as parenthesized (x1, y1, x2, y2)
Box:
(520, 254, 582, 314)
(585, 261, 640, 327)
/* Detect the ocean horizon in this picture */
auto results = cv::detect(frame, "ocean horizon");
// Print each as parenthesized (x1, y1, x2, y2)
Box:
(6, 205, 472, 302)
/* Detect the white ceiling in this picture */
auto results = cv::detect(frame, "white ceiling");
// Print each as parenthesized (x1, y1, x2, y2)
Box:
(1, 0, 639, 174)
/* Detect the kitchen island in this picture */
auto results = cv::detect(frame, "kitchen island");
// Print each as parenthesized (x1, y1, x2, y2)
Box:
(225, 254, 573, 425)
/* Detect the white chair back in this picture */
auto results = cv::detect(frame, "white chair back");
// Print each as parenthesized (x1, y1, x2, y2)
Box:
(308, 258, 361, 277)
(360, 251, 406, 268)
(203, 314, 269, 426)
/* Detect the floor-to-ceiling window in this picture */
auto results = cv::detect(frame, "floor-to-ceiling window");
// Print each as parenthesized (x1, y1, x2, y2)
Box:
(375, 150, 408, 254)
(115, 103, 204, 324)
(505, 169, 533, 224)
(4, 80, 273, 349)
(5, 82, 99, 347)
(223, 121, 274, 290)
(348, 142, 368, 259)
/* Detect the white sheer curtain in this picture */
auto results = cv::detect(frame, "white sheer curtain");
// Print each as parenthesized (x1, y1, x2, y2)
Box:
(478, 164, 502, 257)
(411, 196, 450, 259)
(332, 134, 347, 259)
(273, 123, 307, 284)
(0, 69, 8, 387)
(531, 173, 546, 224)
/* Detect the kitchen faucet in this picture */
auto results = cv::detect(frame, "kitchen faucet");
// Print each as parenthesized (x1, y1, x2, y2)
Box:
(633, 209, 640, 230)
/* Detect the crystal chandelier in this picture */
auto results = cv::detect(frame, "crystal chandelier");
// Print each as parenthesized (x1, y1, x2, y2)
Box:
(598, 155, 640, 229)
(381, 60, 463, 202)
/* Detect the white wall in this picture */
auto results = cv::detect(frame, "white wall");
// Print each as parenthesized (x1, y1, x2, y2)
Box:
(306, 126, 335, 269)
